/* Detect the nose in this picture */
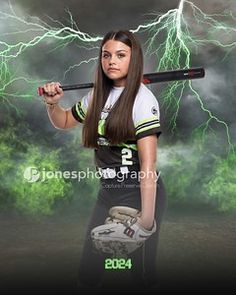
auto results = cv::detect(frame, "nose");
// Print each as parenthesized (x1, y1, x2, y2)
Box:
(109, 55, 116, 65)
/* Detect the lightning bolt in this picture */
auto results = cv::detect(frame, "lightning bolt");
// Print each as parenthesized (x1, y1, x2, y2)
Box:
(0, 4, 101, 105)
(0, 1, 235, 152)
(132, 0, 235, 152)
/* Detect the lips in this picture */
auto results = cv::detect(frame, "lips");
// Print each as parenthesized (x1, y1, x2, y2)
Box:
(108, 68, 119, 72)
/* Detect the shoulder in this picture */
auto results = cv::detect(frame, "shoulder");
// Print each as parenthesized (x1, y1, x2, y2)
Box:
(134, 83, 158, 107)
(82, 89, 94, 106)
(133, 84, 160, 118)
(137, 83, 156, 98)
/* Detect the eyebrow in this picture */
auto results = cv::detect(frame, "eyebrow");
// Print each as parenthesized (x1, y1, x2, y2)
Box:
(102, 49, 128, 53)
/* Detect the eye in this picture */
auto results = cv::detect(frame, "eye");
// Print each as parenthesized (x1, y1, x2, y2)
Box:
(102, 53, 110, 59)
(117, 53, 125, 58)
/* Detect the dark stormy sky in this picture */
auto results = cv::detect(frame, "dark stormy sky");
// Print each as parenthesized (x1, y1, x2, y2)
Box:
(1, 0, 236, 151)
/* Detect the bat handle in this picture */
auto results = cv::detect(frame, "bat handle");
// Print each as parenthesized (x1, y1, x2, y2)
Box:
(38, 83, 92, 96)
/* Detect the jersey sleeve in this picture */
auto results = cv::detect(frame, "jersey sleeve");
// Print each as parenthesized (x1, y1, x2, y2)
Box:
(71, 91, 92, 123)
(133, 86, 162, 140)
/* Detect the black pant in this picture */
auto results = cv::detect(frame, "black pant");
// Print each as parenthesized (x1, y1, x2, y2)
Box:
(77, 175, 167, 291)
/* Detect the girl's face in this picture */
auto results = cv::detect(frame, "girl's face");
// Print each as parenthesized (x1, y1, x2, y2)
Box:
(101, 39, 131, 87)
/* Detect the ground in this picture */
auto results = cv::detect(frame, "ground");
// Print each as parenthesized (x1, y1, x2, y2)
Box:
(0, 206, 235, 294)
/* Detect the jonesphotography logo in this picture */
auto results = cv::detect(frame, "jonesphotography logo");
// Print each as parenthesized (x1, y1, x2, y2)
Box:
(23, 166, 161, 183)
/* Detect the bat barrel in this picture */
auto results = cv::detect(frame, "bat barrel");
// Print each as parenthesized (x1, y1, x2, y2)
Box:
(142, 68, 205, 84)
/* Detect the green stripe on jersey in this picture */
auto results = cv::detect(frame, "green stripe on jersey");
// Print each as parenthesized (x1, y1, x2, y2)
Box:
(117, 143, 138, 151)
(135, 116, 159, 129)
(75, 102, 85, 121)
(98, 119, 106, 135)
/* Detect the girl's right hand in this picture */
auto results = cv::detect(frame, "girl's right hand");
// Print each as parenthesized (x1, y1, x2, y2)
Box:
(43, 82, 64, 105)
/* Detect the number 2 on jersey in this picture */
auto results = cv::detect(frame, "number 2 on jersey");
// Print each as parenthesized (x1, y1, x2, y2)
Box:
(121, 148, 133, 165)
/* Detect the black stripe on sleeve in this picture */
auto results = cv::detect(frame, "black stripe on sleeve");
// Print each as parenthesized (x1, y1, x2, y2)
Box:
(136, 127, 162, 140)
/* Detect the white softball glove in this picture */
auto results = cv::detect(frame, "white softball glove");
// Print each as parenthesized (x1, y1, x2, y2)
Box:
(91, 206, 156, 256)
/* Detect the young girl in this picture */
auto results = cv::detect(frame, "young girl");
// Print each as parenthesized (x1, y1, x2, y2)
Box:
(42, 30, 167, 291)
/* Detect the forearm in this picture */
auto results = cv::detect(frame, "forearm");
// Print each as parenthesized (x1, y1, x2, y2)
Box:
(139, 164, 157, 229)
(46, 104, 69, 129)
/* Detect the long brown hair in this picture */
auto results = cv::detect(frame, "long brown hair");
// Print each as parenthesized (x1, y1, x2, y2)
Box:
(83, 30, 143, 148)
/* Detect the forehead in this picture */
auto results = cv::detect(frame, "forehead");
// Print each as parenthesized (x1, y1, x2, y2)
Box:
(102, 39, 130, 52)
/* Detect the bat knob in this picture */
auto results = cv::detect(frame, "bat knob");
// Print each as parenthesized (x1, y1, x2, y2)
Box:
(38, 87, 44, 96)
